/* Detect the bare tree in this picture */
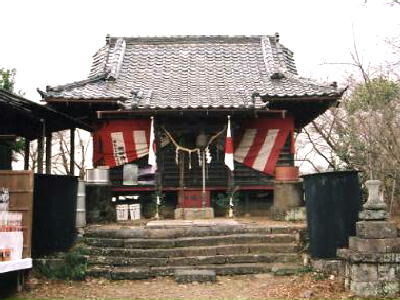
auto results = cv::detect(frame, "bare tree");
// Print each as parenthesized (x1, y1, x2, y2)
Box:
(52, 129, 91, 178)
(15, 129, 91, 178)
(300, 55, 400, 213)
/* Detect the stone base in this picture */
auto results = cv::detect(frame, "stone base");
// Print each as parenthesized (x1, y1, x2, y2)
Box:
(270, 206, 306, 221)
(174, 208, 214, 220)
(339, 244, 400, 297)
(350, 280, 400, 297)
(356, 221, 398, 239)
(338, 248, 400, 263)
(348, 236, 400, 253)
(359, 208, 388, 220)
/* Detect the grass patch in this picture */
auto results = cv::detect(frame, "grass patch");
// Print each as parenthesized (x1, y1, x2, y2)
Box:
(34, 245, 87, 280)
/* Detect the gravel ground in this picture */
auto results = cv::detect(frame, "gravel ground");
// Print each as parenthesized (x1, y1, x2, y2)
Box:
(16, 273, 354, 300)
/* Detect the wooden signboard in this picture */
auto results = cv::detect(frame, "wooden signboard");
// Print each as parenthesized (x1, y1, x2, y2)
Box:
(0, 171, 33, 258)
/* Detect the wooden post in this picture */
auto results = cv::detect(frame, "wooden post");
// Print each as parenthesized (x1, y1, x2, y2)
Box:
(37, 137, 44, 174)
(154, 118, 162, 219)
(227, 116, 235, 217)
(45, 133, 52, 174)
(229, 117, 235, 191)
(202, 150, 206, 208)
(178, 151, 185, 208)
(154, 122, 162, 193)
(245, 192, 250, 215)
(69, 128, 75, 175)
(24, 139, 30, 170)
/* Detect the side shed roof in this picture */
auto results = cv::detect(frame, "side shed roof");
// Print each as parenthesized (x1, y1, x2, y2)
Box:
(0, 89, 92, 139)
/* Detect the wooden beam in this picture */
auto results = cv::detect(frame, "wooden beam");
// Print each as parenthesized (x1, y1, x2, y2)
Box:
(96, 108, 288, 119)
(45, 133, 52, 174)
(111, 185, 275, 192)
(69, 128, 75, 175)
(37, 137, 44, 174)
(24, 139, 30, 170)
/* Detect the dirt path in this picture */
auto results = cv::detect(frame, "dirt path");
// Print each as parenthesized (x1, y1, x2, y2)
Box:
(17, 273, 352, 300)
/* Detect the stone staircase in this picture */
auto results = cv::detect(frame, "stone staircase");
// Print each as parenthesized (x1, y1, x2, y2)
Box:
(82, 222, 307, 280)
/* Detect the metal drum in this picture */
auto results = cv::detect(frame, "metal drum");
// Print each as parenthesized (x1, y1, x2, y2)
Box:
(76, 179, 86, 228)
(302, 170, 362, 258)
(85, 167, 110, 185)
(85, 167, 114, 223)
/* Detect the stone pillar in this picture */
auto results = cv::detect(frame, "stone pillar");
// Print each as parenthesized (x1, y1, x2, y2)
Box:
(337, 180, 400, 297)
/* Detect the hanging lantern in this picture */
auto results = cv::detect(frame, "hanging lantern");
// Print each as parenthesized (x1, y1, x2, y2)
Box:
(196, 132, 209, 149)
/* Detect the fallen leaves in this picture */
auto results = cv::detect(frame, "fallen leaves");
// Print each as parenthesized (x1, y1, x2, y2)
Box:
(18, 273, 353, 300)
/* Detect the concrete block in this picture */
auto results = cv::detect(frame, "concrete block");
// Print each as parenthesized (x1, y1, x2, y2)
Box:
(311, 259, 345, 276)
(285, 207, 306, 222)
(349, 236, 400, 253)
(174, 208, 214, 220)
(350, 263, 378, 281)
(356, 221, 397, 239)
(174, 269, 216, 284)
(110, 267, 151, 280)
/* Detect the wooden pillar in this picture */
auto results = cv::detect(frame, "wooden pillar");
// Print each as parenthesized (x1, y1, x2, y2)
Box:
(69, 128, 75, 175)
(45, 133, 52, 174)
(24, 139, 30, 170)
(37, 137, 44, 174)
(154, 123, 163, 193)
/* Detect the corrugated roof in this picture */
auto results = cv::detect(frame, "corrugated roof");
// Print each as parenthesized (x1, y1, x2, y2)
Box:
(42, 34, 344, 109)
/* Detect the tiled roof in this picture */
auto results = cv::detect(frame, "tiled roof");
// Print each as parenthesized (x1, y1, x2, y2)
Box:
(43, 34, 344, 109)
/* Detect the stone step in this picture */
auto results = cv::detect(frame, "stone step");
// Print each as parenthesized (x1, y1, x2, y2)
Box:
(84, 233, 298, 249)
(86, 253, 301, 267)
(87, 262, 304, 279)
(174, 269, 216, 284)
(85, 243, 301, 258)
(85, 225, 305, 239)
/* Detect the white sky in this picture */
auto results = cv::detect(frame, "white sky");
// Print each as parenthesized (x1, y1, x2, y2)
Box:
(1, 0, 399, 101)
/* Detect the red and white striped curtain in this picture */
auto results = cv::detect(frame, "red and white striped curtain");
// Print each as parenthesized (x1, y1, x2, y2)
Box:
(93, 119, 151, 167)
(233, 116, 294, 175)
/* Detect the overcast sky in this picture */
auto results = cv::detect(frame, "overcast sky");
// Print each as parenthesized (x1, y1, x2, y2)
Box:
(1, 0, 399, 101)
